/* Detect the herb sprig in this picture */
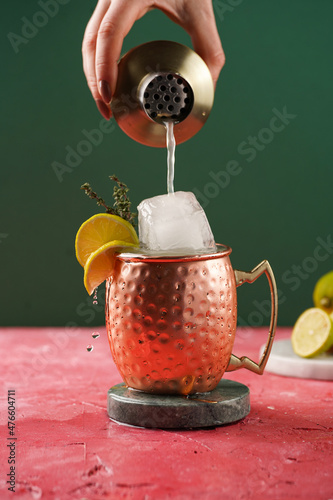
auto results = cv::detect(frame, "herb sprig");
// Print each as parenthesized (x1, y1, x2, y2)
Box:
(81, 175, 136, 227)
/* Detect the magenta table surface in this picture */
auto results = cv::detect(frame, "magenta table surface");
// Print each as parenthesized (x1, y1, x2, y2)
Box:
(0, 327, 332, 500)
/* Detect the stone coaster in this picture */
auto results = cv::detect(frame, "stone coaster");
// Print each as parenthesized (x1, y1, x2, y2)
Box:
(107, 379, 250, 429)
(261, 339, 333, 380)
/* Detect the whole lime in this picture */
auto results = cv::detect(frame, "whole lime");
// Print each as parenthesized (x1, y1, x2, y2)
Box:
(313, 271, 333, 313)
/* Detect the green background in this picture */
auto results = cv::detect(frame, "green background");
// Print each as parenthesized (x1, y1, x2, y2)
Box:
(1, 0, 332, 327)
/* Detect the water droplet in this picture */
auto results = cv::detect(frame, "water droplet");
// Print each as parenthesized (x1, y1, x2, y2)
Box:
(86, 344, 93, 352)
(92, 332, 100, 339)
(93, 287, 98, 305)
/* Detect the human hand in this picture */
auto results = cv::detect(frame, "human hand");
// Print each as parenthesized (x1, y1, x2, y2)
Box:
(82, 0, 225, 120)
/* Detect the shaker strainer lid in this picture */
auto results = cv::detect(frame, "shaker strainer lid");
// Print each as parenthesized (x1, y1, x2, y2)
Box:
(111, 41, 214, 147)
(141, 73, 194, 124)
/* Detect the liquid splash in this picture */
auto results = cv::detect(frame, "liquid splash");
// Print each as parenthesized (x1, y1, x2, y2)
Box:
(86, 344, 94, 352)
(92, 332, 100, 339)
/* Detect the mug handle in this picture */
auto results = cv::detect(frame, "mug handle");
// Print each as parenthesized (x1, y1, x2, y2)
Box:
(226, 260, 278, 374)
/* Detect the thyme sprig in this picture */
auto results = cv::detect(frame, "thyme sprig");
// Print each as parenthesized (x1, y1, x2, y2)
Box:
(80, 175, 137, 227)
(80, 182, 113, 213)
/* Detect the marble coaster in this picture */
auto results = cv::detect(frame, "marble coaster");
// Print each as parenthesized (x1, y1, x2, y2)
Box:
(261, 339, 333, 380)
(107, 379, 250, 429)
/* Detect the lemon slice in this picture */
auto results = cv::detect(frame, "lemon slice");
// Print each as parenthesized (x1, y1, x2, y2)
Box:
(75, 213, 139, 267)
(84, 240, 137, 295)
(291, 308, 333, 358)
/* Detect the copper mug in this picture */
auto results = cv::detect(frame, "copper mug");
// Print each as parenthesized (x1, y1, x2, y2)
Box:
(106, 244, 278, 395)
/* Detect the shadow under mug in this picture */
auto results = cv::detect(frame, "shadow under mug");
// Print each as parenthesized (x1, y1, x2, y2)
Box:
(106, 244, 278, 395)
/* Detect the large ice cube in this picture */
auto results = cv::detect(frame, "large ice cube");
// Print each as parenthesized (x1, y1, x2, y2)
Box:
(138, 191, 216, 254)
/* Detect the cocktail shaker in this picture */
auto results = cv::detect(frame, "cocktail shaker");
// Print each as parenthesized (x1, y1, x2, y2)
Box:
(111, 41, 214, 147)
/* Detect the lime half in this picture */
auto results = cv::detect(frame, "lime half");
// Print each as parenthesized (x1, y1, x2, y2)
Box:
(291, 308, 333, 358)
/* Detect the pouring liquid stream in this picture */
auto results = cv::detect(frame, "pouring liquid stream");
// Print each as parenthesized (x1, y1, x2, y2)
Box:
(165, 121, 176, 194)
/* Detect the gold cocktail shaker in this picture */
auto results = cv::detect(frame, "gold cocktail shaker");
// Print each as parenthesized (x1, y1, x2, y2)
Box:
(111, 41, 214, 147)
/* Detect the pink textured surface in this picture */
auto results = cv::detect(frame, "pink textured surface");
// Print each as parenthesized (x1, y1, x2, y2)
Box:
(0, 327, 332, 500)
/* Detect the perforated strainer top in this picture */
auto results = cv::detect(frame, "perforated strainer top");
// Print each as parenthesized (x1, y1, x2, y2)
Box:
(142, 73, 194, 124)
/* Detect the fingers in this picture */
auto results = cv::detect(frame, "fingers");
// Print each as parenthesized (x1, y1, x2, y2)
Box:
(191, 30, 225, 88)
(95, 0, 150, 100)
(83, 0, 224, 122)
(187, 1, 225, 86)
(82, 0, 111, 119)
(168, 0, 225, 87)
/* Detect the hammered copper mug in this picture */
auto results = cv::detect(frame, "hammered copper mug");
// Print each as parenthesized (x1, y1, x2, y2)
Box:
(106, 244, 278, 395)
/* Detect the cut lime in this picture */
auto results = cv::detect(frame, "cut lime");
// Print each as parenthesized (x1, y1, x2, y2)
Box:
(291, 308, 333, 358)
